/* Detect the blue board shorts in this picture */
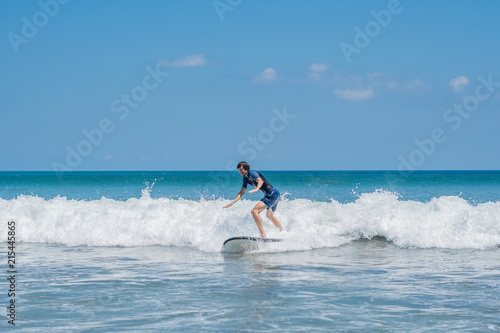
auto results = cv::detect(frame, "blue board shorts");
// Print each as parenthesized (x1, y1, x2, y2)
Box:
(260, 188, 280, 211)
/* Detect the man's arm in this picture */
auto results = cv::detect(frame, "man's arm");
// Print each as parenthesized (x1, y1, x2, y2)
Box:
(223, 186, 246, 208)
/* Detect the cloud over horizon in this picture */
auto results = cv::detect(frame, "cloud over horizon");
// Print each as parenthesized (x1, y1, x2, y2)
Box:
(449, 76, 470, 93)
(158, 54, 207, 67)
(253, 67, 278, 82)
(331, 73, 433, 101)
(309, 63, 330, 80)
(333, 88, 374, 101)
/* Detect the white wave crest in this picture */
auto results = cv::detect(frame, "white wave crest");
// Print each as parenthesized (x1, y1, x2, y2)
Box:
(2, 191, 499, 251)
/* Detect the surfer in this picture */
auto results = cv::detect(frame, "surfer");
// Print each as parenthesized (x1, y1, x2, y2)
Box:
(223, 161, 283, 238)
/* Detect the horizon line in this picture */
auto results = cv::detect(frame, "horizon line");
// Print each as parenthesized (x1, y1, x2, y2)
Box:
(1, 169, 499, 173)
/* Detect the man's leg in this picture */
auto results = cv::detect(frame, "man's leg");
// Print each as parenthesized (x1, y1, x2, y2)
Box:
(251, 201, 268, 238)
(266, 209, 283, 231)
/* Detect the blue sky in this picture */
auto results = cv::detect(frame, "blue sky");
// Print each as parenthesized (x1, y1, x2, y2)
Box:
(1, 0, 499, 171)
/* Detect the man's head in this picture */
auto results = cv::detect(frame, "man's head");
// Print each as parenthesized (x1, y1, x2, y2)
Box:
(237, 161, 250, 177)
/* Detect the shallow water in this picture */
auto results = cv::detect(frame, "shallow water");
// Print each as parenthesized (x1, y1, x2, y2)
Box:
(7, 240, 499, 332)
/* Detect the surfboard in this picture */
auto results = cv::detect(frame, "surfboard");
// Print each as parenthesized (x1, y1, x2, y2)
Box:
(221, 236, 281, 253)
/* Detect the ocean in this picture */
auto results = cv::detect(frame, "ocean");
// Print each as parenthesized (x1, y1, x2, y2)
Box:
(1, 171, 499, 332)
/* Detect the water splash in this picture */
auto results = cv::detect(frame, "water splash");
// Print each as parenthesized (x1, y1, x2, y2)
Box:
(2, 190, 499, 251)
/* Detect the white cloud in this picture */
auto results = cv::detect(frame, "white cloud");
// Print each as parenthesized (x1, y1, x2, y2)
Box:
(367, 72, 384, 80)
(310, 63, 329, 72)
(331, 73, 432, 100)
(158, 54, 207, 67)
(366, 73, 433, 94)
(404, 78, 431, 91)
(449, 76, 469, 93)
(333, 88, 374, 101)
(253, 68, 277, 82)
(389, 78, 433, 94)
(309, 63, 330, 80)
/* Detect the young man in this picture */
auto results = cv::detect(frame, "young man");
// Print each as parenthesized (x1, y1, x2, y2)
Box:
(223, 161, 283, 238)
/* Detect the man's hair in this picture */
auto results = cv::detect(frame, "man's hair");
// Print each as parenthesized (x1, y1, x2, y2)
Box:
(237, 161, 250, 171)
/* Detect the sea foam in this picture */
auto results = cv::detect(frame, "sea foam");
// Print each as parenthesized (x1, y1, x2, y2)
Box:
(2, 190, 499, 252)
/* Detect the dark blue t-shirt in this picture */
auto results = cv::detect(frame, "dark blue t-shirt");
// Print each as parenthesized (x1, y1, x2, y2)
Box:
(242, 170, 274, 195)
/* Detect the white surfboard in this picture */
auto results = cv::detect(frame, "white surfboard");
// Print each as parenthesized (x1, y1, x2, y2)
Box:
(221, 236, 281, 253)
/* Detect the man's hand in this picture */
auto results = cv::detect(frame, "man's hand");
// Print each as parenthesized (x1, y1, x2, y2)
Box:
(248, 189, 258, 194)
(223, 203, 233, 209)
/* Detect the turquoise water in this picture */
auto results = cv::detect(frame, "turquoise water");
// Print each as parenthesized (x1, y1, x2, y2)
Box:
(2, 170, 500, 202)
(1, 171, 500, 331)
